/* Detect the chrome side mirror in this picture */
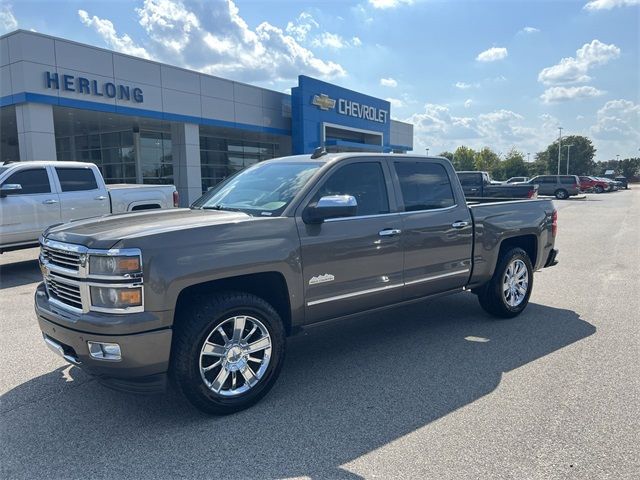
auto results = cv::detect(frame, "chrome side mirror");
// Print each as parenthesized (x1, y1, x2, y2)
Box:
(303, 195, 358, 224)
(0, 183, 22, 198)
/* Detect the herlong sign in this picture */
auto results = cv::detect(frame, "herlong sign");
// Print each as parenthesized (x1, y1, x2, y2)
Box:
(44, 71, 143, 103)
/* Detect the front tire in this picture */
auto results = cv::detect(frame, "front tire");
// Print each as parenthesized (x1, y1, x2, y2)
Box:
(171, 292, 286, 415)
(555, 189, 569, 200)
(594, 185, 604, 194)
(477, 247, 533, 318)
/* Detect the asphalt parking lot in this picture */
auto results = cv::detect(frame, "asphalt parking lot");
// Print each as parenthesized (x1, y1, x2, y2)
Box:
(1, 188, 638, 480)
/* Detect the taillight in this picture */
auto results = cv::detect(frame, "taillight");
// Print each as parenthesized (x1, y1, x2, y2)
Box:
(173, 190, 180, 207)
(552, 210, 558, 237)
(528, 188, 537, 199)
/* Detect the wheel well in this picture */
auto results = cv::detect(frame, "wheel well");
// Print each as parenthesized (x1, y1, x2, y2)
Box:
(499, 235, 538, 266)
(174, 272, 292, 335)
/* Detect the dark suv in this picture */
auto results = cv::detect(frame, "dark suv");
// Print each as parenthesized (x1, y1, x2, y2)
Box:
(527, 175, 581, 199)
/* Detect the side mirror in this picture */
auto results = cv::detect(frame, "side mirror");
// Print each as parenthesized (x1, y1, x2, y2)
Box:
(0, 183, 22, 198)
(303, 195, 358, 224)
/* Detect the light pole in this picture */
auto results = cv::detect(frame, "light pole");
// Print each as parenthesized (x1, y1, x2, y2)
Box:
(527, 152, 531, 162)
(557, 127, 563, 175)
(425, 148, 430, 156)
(565, 145, 573, 174)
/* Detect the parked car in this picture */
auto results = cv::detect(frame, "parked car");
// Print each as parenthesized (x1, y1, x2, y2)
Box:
(506, 176, 529, 183)
(35, 152, 559, 414)
(526, 175, 581, 199)
(615, 176, 629, 189)
(596, 176, 619, 191)
(579, 176, 611, 194)
(0, 161, 179, 253)
(457, 171, 538, 199)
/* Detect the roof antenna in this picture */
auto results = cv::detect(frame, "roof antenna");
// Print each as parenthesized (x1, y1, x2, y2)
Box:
(310, 146, 327, 159)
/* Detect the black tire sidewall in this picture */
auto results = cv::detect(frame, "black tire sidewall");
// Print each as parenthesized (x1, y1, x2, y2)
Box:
(555, 189, 568, 199)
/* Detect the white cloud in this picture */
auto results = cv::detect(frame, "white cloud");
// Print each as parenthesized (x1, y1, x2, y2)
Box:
(386, 97, 405, 108)
(520, 26, 540, 34)
(539, 113, 560, 131)
(351, 36, 362, 47)
(368, 0, 414, 9)
(78, 0, 346, 82)
(464, 99, 473, 108)
(540, 85, 605, 103)
(311, 32, 346, 49)
(584, 0, 639, 11)
(538, 39, 620, 85)
(0, 4, 18, 33)
(455, 82, 472, 90)
(476, 47, 508, 62)
(380, 77, 398, 87)
(285, 12, 318, 41)
(590, 99, 640, 139)
(78, 10, 151, 59)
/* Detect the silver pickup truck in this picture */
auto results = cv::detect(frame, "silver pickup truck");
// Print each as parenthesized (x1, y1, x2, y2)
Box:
(34, 153, 559, 414)
(0, 161, 178, 253)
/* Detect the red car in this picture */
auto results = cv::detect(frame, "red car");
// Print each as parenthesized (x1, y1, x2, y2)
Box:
(579, 176, 611, 194)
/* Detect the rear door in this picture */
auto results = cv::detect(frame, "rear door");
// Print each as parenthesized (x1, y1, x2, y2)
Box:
(297, 158, 404, 323)
(391, 158, 473, 299)
(0, 166, 60, 246)
(54, 166, 110, 222)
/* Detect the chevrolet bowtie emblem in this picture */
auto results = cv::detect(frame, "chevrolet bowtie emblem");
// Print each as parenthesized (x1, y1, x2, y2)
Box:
(312, 94, 336, 111)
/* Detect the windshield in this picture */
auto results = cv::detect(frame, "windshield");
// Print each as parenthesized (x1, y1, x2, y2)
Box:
(192, 161, 322, 216)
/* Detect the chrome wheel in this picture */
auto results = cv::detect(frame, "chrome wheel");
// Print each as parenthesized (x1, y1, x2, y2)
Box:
(199, 315, 272, 397)
(502, 259, 529, 307)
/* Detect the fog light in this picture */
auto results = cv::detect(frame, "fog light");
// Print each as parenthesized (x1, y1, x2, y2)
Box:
(87, 341, 122, 361)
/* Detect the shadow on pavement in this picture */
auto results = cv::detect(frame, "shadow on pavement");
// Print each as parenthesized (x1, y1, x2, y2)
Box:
(1, 293, 595, 479)
(0, 259, 41, 289)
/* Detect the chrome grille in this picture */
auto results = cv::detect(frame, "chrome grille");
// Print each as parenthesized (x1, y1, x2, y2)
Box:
(41, 245, 82, 272)
(45, 275, 83, 310)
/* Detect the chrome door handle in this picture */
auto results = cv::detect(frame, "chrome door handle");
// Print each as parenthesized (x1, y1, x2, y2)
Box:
(42, 199, 58, 205)
(451, 221, 469, 229)
(95, 195, 107, 200)
(379, 228, 402, 237)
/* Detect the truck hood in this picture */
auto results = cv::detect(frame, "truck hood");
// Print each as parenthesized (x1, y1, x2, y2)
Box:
(44, 208, 251, 249)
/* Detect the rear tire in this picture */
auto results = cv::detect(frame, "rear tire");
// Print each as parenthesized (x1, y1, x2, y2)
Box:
(171, 291, 286, 415)
(477, 247, 533, 318)
(555, 189, 569, 200)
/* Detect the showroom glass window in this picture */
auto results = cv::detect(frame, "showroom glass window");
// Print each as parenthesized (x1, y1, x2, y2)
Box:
(313, 162, 390, 217)
(139, 131, 173, 185)
(394, 162, 455, 211)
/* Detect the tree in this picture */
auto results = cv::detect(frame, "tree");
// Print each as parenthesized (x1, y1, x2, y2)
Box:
(452, 146, 476, 171)
(474, 147, 501, 173)
(539, 135, 596, 175)
(596, 158, 640, 178)
(497, 148, 529, 180)
(438, 151, 454, 163)
(527, 156, 549, 177)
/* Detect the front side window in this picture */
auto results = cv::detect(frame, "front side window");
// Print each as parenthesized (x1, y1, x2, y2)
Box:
(55, 168, 98, 192)
(2, 168, 50, 194)
(395, 162, 455, 211)
(313, 162, 389, 217)
(194, 161, 321, 216)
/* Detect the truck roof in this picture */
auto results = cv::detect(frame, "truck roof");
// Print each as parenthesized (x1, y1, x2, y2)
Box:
(0, 160, 96, 168)
(264, 152, 445, 165)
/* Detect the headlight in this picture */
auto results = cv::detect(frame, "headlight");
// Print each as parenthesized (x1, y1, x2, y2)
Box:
(90, 286, 143, 309)
(89, 255, 141, 276)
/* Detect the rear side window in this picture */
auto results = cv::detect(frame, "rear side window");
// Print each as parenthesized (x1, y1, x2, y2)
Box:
(457, 173, 481, 186)
(55, 168, 98, 192)
(535, 176, 555, 184)
(314, 162, 389, 217)
(395, 162, 455, 211)
(2, 168, 50, 194)
(560, 176, 577, 185)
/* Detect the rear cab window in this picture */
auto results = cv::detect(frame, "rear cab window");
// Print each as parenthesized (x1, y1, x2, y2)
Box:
(55, 167, 99, 192)
(457, 172, 481, 187)
(1, 168, 51, 194)
(394, 161, 455, 211)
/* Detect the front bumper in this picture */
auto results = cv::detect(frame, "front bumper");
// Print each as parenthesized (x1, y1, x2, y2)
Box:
(35, 283, 172, 394)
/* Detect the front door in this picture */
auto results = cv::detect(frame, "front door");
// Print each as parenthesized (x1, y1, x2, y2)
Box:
(0, 167, 61, 246)
(296, 160, 404, 324)
(390, 159, 473, 299)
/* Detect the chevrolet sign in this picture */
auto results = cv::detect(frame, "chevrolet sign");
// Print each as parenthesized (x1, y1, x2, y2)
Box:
(311, 93, 388, 124)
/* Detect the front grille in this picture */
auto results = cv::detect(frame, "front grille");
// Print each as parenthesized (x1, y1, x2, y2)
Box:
(42, 245, 82, 272)
(45, 275, 83, 310)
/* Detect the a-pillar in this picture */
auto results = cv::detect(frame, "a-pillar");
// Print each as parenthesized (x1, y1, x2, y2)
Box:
(171, 122, 202, 207)
(16, 103, 57, 161)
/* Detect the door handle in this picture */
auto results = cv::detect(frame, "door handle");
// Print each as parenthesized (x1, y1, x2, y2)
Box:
(451, 221, 469, 229)
(42, 199, 58, 205)
(95, 195, 107, 201)
(379, 228, 402, 237)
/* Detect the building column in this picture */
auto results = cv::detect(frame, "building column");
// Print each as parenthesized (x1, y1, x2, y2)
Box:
(171, 122, 202, 207)
(16, 103, 57, 161)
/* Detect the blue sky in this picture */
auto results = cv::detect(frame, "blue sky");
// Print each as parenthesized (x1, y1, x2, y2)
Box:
(2, 0, 638, 160)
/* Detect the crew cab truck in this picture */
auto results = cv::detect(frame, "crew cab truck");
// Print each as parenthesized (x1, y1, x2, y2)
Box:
(0, 161, 178, 252)
(456, 171, 538, 199)
(34, 153, 559, 414)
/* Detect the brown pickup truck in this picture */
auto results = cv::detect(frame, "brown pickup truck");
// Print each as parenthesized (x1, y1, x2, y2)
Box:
(35, 153, 559, 414)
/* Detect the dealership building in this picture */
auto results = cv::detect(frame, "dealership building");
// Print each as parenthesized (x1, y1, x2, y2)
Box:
(0, 30, 414, 205)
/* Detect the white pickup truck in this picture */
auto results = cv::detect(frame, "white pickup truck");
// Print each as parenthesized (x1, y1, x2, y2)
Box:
(0, 161, 178, 253)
